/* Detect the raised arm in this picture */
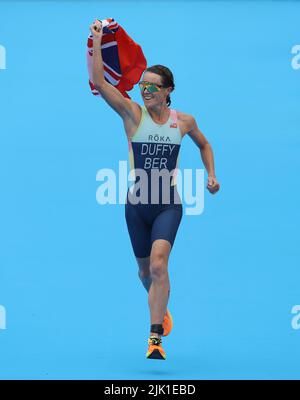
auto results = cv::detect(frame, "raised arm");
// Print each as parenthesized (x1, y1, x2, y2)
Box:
(89, 20, 135, 119)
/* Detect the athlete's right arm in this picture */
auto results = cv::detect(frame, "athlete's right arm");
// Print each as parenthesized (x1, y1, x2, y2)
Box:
(90, 20, 134, 120)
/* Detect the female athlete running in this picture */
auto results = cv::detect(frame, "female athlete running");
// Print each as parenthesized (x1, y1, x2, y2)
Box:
(90, 20, 220, 360)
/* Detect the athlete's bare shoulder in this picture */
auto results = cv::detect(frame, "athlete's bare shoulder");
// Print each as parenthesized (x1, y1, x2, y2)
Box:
(176, 110, 195, 137)
(176, 110, 209, 149)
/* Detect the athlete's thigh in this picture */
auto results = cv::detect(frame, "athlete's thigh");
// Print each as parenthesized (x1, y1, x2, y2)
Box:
(151, 206, 183, 250)
(125, 203, 152, 258)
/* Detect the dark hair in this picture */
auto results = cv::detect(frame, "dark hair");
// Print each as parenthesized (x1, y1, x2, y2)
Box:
(145, 65, 175, 107)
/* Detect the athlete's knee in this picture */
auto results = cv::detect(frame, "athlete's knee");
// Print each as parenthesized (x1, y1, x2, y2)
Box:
(149, 254, 168, 280)
(137, 257, 150, 279)
(138, 268, 150, 280)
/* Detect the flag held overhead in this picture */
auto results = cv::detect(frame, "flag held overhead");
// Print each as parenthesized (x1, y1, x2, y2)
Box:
(87, 18, 147, 99)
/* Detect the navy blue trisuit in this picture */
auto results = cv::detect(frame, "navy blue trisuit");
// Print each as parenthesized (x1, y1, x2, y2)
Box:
(125, 105, 183, 258)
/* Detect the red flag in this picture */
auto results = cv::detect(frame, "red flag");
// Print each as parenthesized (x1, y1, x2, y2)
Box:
(87, 18, 147, 99)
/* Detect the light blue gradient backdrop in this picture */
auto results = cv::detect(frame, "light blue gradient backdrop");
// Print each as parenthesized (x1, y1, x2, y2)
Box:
(0, 0, 299, 379)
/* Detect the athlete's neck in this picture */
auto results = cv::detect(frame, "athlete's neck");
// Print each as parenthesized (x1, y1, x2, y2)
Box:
(146, 104, 170, 123)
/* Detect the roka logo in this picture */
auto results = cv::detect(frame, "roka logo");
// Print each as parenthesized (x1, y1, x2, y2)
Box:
(148, 134, 171, 142)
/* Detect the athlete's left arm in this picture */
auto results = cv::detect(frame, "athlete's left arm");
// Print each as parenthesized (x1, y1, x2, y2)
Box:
(185, 115, 220, 194)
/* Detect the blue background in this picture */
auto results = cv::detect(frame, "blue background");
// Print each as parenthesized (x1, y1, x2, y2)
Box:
(0, 0, 299, 379)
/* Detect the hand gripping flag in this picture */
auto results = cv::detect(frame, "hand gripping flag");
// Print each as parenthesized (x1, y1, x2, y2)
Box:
(87, 18, 147, 99)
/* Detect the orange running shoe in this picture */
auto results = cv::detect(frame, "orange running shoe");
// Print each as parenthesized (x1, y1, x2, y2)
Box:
(146, 336, 166, 360)
(162, 309, 173, 337)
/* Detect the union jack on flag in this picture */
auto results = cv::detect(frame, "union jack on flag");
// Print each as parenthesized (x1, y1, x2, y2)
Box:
(87, 18, 147, 99)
